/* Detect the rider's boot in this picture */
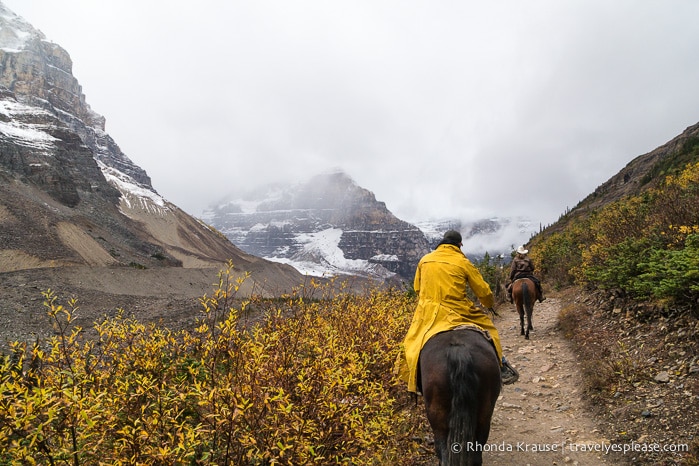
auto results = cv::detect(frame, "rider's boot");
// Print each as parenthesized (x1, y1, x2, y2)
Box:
(501, 356, 519, 385)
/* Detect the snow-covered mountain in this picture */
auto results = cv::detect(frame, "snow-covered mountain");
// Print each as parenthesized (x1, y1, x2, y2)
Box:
(203, 171, 538, 280)
(203, 171, 431, 281)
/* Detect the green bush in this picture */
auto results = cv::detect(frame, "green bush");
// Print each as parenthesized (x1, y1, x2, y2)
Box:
(584, 236, 653, 292)
(633, 233, 699, 302)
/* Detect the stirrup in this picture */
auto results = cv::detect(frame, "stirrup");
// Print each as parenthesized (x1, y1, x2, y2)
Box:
(501, 361, 519, 385)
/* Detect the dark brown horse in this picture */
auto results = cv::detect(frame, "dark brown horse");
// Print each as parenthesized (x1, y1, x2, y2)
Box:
(513, 277, 536, 339)
(418, 328, 501, 465)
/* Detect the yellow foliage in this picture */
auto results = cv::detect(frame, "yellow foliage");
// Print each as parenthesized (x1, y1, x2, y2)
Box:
(0, 264, 421, 465)
(534, 157, 699, 297)
(664, 160, 699, 189)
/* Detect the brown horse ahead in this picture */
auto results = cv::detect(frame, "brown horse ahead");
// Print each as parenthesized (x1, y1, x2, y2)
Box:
(418, 328, 501, 465)
(512, 277, 536, 339)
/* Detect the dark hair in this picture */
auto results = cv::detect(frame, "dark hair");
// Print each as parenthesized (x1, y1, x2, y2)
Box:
(437, 229, 462, 248)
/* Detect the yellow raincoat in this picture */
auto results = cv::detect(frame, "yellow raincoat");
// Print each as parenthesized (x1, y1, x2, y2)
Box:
(396, 244, 503, 393)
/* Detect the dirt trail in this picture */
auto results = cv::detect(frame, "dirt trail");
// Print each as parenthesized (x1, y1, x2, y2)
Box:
(484, 294, 618, 465)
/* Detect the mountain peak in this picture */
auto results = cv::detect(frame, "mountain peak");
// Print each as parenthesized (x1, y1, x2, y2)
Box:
(0, 3, 44, 53)
(204, 173, 430, 281)
(0, 2, 154, 189)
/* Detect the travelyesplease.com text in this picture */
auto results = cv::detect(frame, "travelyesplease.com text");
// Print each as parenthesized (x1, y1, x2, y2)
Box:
(451, 441, 689, 455)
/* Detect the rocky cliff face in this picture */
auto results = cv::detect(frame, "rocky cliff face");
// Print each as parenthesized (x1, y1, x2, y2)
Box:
(0, 4, 150, 186)
(0, 3, 304, 293)
(204, 172, 431, 281)
(580, 121, 699, 210)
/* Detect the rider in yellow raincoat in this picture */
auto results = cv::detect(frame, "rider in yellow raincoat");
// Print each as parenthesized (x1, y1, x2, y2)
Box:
(397, 230, 519, 394)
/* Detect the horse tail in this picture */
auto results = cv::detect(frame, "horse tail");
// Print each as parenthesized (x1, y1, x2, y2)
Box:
(522, 280, 533, 312)
(446, 342, 479, 465)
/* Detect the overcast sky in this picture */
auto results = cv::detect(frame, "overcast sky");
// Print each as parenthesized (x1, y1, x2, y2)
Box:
(4, 1, 699, 227)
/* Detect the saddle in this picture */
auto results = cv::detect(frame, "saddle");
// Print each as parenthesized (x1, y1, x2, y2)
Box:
(451, 323, 494, 344)
(512, 274, 537, 283)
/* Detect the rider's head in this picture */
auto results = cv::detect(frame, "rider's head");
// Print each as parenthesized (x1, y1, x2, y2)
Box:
(438, 230, 463, 248)
(516, 245, 529, 256)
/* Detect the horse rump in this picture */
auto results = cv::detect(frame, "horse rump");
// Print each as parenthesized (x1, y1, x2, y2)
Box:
(513, 278, 536, 339)
(420, 329, 501, 465)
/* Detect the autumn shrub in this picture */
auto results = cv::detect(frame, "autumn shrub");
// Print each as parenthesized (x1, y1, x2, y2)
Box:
(529, 222, 590, 288)
(0, 264, 420, 465)
(586, 162, 699, 305)
(536, 159, 699, 308)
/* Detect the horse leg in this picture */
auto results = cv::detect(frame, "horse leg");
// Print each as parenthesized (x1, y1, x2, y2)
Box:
(525, 304, 532, 339)
(522, 282, 533, 339)
(526, 285, 535, 339)
(471, 376, 500, 465)
(525, 308, 530, 339)
(428, 413, 449, 465)
(420, 351, 451, 464)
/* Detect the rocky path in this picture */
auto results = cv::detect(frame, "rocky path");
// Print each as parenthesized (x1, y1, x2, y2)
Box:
(483, 294, 620, 465)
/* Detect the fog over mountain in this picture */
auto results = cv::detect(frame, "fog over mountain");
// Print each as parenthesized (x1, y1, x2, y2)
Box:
(416, 217, 537, 258)
(4, 0, 696, 282)
(4, 0, 699, 231)
(204, 171, 537, 280)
